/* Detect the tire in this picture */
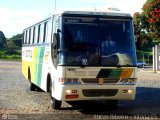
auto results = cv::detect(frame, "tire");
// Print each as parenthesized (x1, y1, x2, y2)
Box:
(30, 82, 36, 91)
(49, 80, 62, 110)
(106, 100, 118, 107)
(28, 70, 36, 91)
(51, 97, 62, 110)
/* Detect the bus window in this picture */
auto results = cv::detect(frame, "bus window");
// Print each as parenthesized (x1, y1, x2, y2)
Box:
(40, 24, 44, 44)
(30, 28, 33, 44)
(25, 30, 28, 44)
(37, 24, 41, 43)
(29, 29, 31, 44)
(32, 27, 36, 44)
(23, 31, 24, 44)
(43, 22, 47, 43)
(27, 29, 30, 44)
(23, 31, 26, 44)
(46, 20, 51, 43)
(34, 26, 38, 44)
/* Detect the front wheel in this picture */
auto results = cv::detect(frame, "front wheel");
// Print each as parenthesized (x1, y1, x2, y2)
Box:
(51, 97, 62, 110)
(28, 71, 36, 91)
(106, 100, 118, 107)
(49, 80, 62, 110)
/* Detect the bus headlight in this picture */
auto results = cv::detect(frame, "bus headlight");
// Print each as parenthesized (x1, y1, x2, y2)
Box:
(120, 78, 137, 84)
(66, 89, 72, 94)
(122, 89, 133, 94)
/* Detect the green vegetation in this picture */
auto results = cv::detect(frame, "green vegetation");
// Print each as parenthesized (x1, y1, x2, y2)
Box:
(0, 31, 7, 49)
(133, 0, 160, 64)
(0, 32, 22, 60)
(0, 0, 159, 62)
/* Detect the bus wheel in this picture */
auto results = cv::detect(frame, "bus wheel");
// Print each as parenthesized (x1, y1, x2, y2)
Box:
(49, 80, 62, 110)
(51, 97, 62, 110)
(30, 82, 36, 91)
(28, 71, 36, 91)
(106, 100, 118, 107)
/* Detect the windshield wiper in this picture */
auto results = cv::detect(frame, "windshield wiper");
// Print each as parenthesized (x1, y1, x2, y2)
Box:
(116, 64, 136, 67)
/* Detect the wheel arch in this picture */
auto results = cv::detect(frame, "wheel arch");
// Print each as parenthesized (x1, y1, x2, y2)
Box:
(47, 73, 51, 92)
(28, 66, 31, 81)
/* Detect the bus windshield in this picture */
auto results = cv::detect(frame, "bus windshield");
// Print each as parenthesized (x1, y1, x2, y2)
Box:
(60, 16, 136, 66)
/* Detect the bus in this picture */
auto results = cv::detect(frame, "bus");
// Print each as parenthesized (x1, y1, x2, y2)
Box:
(22, 10, 137, 109)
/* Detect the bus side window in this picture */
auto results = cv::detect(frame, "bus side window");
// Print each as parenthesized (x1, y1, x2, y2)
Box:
(40, 24, 44, 44)
(32, 27, 36, 44)
(43, 22, 47, 43)
(28, 28, 31, 44)
(46, 20, 51, 43)
(25, 30, 28, 44)
(27, 29, 30, 44)
(37, 24, 41, 43)
(22, 31, 24, 44)
(23, 31, 26, 44)
(35, 26, 38, 44)
(30, 28, 33, 44)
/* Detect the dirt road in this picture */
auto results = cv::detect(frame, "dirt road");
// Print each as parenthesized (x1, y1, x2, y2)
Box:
(0, 60, 160, 120)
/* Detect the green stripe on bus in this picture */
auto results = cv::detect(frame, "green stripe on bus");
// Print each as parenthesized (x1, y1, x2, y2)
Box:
(109, 69, 123, 79)
(97, 69, 123, 79)
(35, 47, 45, 86)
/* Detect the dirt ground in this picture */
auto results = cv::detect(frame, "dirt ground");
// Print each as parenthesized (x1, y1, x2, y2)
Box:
(0, 60, 160, 120)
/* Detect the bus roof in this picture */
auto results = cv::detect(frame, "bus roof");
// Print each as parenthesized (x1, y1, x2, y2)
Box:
(24, 9, 132, 30)
(53, 9, 132, 18)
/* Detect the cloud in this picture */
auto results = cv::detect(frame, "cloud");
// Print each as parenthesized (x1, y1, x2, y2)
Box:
(75, 0, 146, 15)
(0, 8, 49, 38)
(0, 0, 146, 38)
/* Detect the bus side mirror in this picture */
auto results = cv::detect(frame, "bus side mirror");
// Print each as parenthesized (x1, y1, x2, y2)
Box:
(52, 33, 60, 69)
(52, 33, 59, 50)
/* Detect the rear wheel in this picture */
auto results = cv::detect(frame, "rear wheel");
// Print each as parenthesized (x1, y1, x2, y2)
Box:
(28, 70, 36, 91)
(30, 82, 37, 91)
(49, 80, 62, 110)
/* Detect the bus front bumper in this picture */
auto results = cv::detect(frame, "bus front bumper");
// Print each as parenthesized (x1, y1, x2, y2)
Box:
(53, 84, 136, 101)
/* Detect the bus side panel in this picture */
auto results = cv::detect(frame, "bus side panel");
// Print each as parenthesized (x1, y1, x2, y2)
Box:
(22, 45, 52, 92)
(40, 47, 51, 91)
(22, 47, 32, 80)
(22, 46, 45, 88)
(22, 58, 29, 80)
(31, 47, 38, 84)
(35, 47, 45, 86)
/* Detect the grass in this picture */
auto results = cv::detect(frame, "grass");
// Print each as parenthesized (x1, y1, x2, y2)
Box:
(0, 49, 21, 60)
(0, 55, 21, 60)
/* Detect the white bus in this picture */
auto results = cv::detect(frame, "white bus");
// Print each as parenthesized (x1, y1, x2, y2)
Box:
(22, 10, 137, 109)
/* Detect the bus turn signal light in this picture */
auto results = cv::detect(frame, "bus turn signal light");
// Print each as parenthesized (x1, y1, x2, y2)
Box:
(65, 94, 79, 99)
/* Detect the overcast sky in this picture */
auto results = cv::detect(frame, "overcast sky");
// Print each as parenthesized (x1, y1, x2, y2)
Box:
(0, 0, 146, 38)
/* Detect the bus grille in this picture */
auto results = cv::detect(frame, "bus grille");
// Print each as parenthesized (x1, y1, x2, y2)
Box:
(82, 89, 118, 97)
(81, 78, 119, 84)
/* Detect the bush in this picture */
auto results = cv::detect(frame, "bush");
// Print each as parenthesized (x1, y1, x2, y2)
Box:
(0, 50, 21, 60)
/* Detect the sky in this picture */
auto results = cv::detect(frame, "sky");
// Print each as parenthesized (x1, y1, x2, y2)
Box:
(0, 0, 146, 38)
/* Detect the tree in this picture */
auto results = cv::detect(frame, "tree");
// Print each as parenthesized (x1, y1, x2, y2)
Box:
(142, 0, 160, 40)
(133, 12, 150, 50)
(0, 31, 7, 49)
(7, 33, 23, 48)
